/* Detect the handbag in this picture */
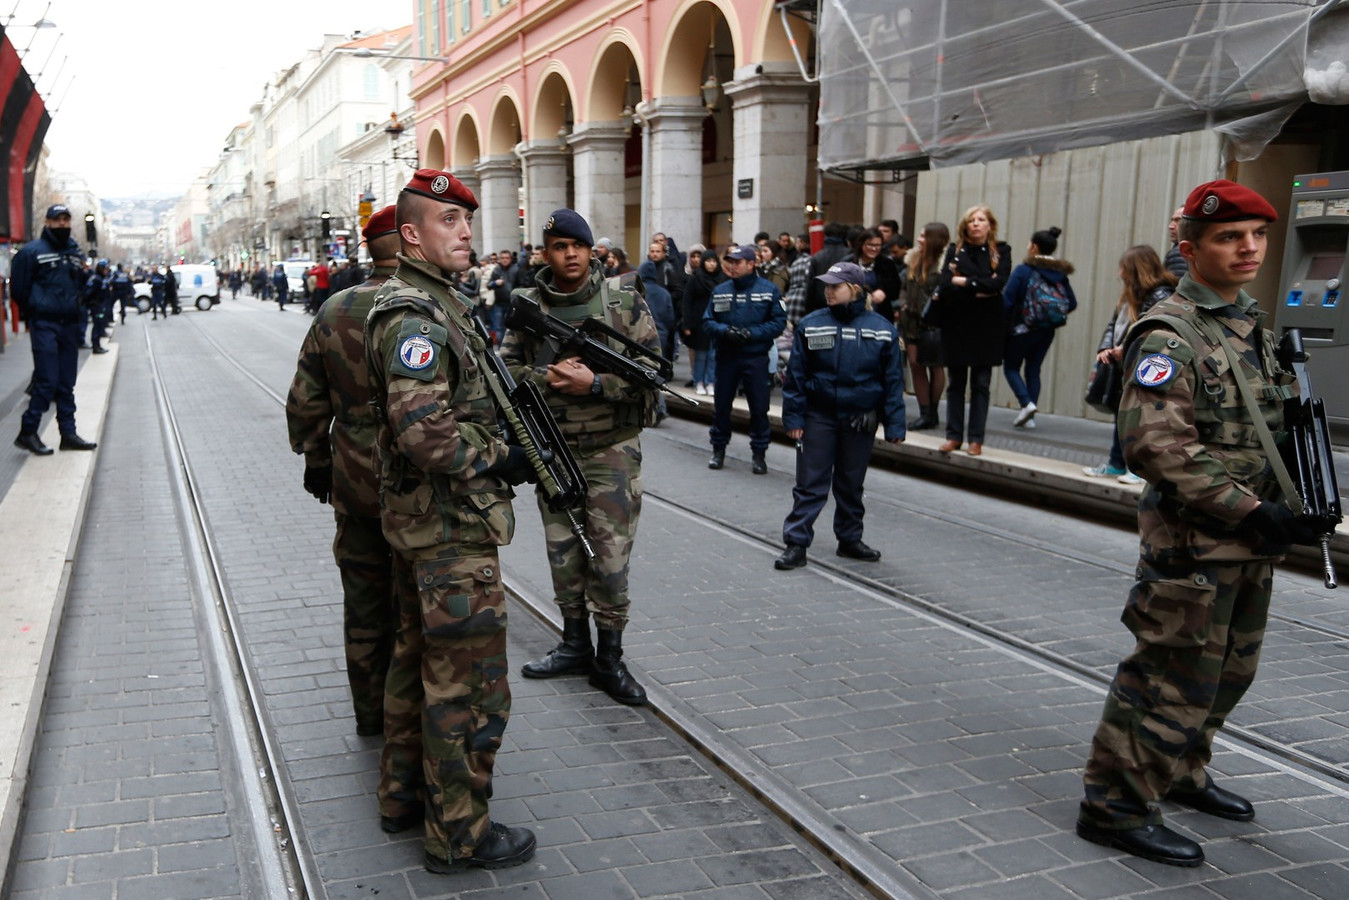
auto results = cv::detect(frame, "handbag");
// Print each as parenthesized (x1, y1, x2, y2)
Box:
(1085, 360, 1123, 415)
(916, 326, 944, 366)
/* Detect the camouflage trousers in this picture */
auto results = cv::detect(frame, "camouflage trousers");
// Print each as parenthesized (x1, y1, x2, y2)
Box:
(537, 435, 642, 632)
(1080, 559, 1271, 829)
(332, 512, 396, 732)
(378, 546, 511, 861)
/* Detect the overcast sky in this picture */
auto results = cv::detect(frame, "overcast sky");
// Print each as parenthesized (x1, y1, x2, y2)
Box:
(12, 0, 398, 198)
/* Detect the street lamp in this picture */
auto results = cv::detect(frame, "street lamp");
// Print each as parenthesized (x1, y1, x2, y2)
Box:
(84, 211, 97, 253)
(336, 47, 445, 62)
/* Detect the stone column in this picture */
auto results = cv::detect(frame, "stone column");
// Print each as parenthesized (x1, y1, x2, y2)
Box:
(568, 122, 628, 245)
(724, 67, 813, 240)
(474, 154, 522, 255)
(517, 140, 570, 244)
(642, 97, 708, 247)
(454, 171, 482, 256)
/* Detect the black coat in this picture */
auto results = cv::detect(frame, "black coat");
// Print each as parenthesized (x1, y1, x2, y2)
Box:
(935, 240, 1011, 368)
(681, 267, 725, 352)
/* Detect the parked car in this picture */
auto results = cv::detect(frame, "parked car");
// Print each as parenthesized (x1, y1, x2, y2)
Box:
(282, 259, 315, 297)
(171, 264, 221, 310)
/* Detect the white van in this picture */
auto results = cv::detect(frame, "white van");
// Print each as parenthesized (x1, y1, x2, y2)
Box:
(283, 260, 315, 297)
(171, 265, 221, 310)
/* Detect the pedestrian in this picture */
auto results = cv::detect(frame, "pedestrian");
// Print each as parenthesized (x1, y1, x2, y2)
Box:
(775, 262, 905, 571)
(846, 227, 901, 322)
(1002, 226, 1077, 429)
(805, 222, 851, 314)
(229, 268, 242, 299)
(306, 259, 331, 313)
(365, 169, 536, 873)
(149, 266, 169, 319)
(682, 247, 723, 394)
(502, 209, 660, 706)
(1076, 180, 1319, 867)
(164, 265, 180, 315)
(702, 244, 787, 474)
(111, 263, 133, 323)
(11, 204, 99, 455)
(898, 222, 949, 430)
(285, 205, 401, 738)
(272, 264, 289, 309)
(1163, 205, 1189, 278)
(934, 205, 1011, 456)
(755, 241, 789, 293)
(1082, 245, 1177, 482)
(84, 261, 113, 355)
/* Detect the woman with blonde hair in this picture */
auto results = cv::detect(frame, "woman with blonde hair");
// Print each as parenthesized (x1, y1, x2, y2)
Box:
(934, 205, 1011, 456)
(898, 222, 950, 429)
(1083, 244, 1178, 482)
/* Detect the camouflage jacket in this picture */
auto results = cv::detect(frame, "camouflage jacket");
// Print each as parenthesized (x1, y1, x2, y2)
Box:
(499, 261, 661, 452)
(1120, 274, 1297, 565)
(286, 265, 396, 517)
(364, 254, 516, 554)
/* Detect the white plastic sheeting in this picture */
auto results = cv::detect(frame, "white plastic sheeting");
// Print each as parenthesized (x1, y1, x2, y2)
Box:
(815, 0, 1335, 174)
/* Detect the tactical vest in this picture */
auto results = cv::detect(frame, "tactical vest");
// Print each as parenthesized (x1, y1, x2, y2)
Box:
(365, 281, 513, 553)
(515, 273, 656, 445)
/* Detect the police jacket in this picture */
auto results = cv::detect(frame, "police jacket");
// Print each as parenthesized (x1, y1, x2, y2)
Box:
(783, 298, 907, 441)
(10, 227, 84, 322)
(701, 272, 786, 356)
(111, 270, 133, 295)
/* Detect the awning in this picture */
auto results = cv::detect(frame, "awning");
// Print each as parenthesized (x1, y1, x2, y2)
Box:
(0, 24, 50, 241)
(814, 0, 1339, 177)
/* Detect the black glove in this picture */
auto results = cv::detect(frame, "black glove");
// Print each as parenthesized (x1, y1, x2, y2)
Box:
(496, 445, 538, 486)
(1242, 501, 1321, 547)
(303, 465, 332, 504)
(722, 326, 751, 345)
(848, 411, 879, 434)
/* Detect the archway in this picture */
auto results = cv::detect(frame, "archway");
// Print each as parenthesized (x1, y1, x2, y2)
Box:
(587, 37, 644, 250)
(452, 110, 481, 169)
(424, 129, 445, 169)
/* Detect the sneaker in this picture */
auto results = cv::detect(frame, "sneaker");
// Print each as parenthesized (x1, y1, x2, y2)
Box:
(1013, 402, 1037, 427)
(695, 383, 708, 395)
(1022, 419, 1036, 429)
(704, 383, 714, 396)
(1117, 471, 1144, 485)
(1083, 463, 1126, 478)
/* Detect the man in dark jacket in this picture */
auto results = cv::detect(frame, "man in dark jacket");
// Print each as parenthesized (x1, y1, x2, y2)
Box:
(805, 222, 851, 314)
(702, 244, 786, 474)
(1163, 205, 1189, 278)
(164, 265, 180, 315)
(11, 205, 99, 455)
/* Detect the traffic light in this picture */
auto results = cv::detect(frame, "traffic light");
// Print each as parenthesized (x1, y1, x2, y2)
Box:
(321, 210, 332, 238)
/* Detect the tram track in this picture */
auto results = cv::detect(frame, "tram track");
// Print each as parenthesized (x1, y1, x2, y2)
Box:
(183, 304, 1349, 896)
(145, 322, 319, 899)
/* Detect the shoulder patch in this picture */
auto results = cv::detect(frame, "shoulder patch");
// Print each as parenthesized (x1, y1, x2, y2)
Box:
(389, 317, 447, 381)
(1133, 353, 1178, 389)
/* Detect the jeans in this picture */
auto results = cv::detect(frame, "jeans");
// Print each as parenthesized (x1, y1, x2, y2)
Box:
(692, 343, 716, 385)
(1003, 329, 1056, 407)
(1108, 422, 1126, 471)
(945, 365, 992, 443)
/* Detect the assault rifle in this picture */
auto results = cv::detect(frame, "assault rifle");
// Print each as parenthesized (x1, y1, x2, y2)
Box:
(504, 295, 699, 406)
(472, 316, 594, 560)
(1276, 329, 1342, 589)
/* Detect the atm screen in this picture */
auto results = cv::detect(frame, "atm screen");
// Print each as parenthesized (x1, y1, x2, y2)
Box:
(1308, 254, 1345, 280)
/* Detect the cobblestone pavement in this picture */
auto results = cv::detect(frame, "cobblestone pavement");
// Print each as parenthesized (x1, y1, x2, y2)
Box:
(9, 295, 1349, 898)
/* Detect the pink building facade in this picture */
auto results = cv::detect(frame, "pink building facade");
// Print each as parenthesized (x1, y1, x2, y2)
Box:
(409, 0, 864, 256)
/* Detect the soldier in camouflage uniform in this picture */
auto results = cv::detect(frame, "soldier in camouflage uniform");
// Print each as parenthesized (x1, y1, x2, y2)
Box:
(1077, 181, 1320, 867)
(364, 169, 537, 874)
(285, 206, 401, 737)
(500, 209, 660, 706)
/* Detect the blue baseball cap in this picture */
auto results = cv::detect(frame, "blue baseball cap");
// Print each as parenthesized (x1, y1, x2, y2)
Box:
(722, 244, 756, 261)
(815, 262, 867, 286)
(45, 204, 71, 219)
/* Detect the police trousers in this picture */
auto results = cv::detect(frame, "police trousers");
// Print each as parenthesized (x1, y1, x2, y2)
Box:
(782, 409, 875, 548)
(21, 318, 81, 436)
(710, 350, 771, 454)
(1080, 559, 1271, 830)
(379, 547, 510, 861)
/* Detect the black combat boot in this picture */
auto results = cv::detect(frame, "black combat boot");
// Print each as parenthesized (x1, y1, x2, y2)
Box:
(521, 617, 593, 678)
(708, 448, 725, 470)
(751, 453, 767, 474)
(589, 629, 647, 705)
(14, 431, 53, 456)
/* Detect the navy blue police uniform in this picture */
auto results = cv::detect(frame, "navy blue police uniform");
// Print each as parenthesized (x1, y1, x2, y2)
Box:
(11, 216, 92, 450)
(701, 247, 786, 466)
(85, 265, 112, 352)
(111, 266, 134, 323)
(778, 264, 905, 566)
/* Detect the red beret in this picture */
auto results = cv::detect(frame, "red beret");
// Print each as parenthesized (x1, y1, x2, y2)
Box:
(402, 168, 478, 210)
(362, 205, 397, 242)
(1182, 180, 1278, 224)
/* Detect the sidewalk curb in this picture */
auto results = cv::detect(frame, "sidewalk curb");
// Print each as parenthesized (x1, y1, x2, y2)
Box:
(668, 391, 1349, 571)
(0, 343, 118, 895)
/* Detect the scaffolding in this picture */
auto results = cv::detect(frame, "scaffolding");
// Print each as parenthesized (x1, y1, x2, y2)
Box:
(812, 0, 1347, 177)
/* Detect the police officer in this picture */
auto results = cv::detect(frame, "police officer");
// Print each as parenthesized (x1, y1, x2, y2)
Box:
(11, 204, 98, 455)
(501, 209, 661, 706)
(1077, 180, 1320, 867)
(111, 263, 134, 323)
(149, 267, 169, 320)
(775, 262, 906, 570)
(286, 205, 401, 737)
(365, 169, 536, 874)
(702, 243, 786, 473)
(84, 261, 112, 354)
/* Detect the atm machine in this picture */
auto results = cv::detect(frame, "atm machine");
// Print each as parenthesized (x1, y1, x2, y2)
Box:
(1278, 170, 1349, 438)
